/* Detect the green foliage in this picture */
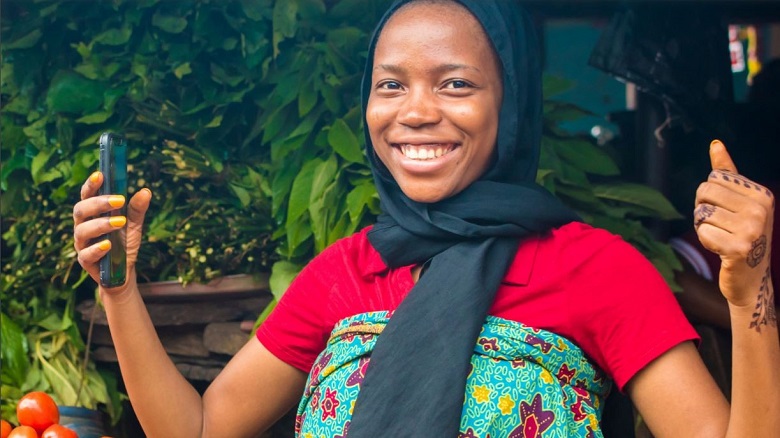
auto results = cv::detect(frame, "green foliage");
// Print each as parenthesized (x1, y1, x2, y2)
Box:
(1, 0, 683, 423)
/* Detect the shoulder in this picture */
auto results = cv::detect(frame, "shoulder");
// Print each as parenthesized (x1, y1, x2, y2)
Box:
(530, 221, 639, 273)
(305, 226, 388, 280)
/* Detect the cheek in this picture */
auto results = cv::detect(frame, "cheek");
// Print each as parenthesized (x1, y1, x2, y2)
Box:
(365, 99, 390, 131)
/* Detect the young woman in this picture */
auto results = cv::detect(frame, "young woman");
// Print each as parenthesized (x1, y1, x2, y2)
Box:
(72, 1, 778, 436)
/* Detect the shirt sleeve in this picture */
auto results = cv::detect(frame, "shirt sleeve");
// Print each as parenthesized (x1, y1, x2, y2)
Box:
(569, 231, 700, 392)
(255, 247, 339, 373)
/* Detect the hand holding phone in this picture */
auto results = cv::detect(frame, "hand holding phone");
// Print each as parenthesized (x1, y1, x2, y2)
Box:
(98, 132, 128, 287)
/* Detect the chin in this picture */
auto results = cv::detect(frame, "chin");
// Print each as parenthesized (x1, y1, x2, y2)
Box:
(399, 186, 454, 204)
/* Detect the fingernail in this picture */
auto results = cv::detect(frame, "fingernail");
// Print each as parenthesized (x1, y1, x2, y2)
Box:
(109, 216, 126, 227)
(108, 195, 125, 208)
(90, 171, 100, 183)
(710, 139, 723, 148)
(98, 240, 111, 251)
(142, 188, 152, 197)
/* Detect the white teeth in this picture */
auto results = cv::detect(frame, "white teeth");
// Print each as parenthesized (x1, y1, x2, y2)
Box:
(400, 144, 453, 160)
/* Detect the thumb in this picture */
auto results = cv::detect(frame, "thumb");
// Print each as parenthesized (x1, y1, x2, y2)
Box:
(709, 139, 738, 173)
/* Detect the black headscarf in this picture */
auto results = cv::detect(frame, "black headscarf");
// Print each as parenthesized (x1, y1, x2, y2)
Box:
(348, 1, 580, 436)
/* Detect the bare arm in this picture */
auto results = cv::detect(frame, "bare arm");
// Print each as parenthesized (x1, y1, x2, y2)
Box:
(74, 173, 306, 437)
(628, 141, 780, 437)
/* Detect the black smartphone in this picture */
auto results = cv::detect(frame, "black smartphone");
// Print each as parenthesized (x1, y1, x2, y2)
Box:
(98, 132, 128, 287)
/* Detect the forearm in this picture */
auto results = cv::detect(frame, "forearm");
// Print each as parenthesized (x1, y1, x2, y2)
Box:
(101, 272, 205, 437)
(726, 278, 780, 437)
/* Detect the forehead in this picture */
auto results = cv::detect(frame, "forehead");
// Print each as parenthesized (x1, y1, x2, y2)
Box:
(375, 2, 497, 64)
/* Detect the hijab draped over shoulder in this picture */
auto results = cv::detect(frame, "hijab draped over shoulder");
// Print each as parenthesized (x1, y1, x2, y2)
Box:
(349, 1, 579, 436)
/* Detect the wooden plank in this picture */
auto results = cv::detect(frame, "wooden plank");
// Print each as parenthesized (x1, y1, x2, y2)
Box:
(203, 322, 250, 356)
(84, 324, 210, 357)
(77, 296, 271, 326)
(138, 274, 270, 300)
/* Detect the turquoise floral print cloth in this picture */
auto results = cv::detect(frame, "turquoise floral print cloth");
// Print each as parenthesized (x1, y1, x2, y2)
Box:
(296, 312, 612, 438)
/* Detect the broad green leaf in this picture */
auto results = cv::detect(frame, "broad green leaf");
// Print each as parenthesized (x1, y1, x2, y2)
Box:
(75, 111, 112, 124)
(269, 261, 302, 300)
(328, 119, 363, 163)
(308, 193, 327, 253)
(1, 117, 27, 151)
(0, 313, 29, 386)
(152, 12, 188, 34)
(287, 159, 321, 226)
(298, 79, 318, 117)
(262, 107, 290, 144)
(593, 183, 683, 220)
(557, 161, 591, 187)
(271, 161, 299, 217)
(326, 27, 363, 50)
(46, 71, 104, 114)
(0, 153, 29, 192)
(346, 182, 376, 223)
(240, 0, 268, 21)
(288, 106, 323, 139)
(551, 137, 620, 176)
(30, 149, 54, 185)
(309, 155, 338, 204)
(6, 29, 42, 50)
(272, 0, 298, 57)
(205, 115, 223, 128)
(329, 212, 352, 245)
(230, 183, 251, 207)
(271, 134, 307, 163)
(173, 63, 192, 79)
(93, 26, 132, 46)
(286, 215, 313, 257)
(556, 184, 602, 210)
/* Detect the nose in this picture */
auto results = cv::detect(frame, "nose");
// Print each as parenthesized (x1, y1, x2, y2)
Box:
(395, 87, 442, 128)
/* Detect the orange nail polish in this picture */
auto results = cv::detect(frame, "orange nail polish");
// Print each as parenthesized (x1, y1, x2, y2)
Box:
(98, 240, 111, 251)
(108, 195, 125, 208)
(109, 216, 126, 227)
(90, 171, 100, 183)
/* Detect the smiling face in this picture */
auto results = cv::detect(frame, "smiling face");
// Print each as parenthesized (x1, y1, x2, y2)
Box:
(366, 1, 503, 203)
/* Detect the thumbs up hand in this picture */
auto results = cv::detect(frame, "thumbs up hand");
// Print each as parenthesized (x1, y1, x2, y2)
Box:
(694, 140, 775, 323)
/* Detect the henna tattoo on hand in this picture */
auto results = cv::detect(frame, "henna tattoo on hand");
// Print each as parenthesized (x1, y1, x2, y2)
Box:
(694, 204, 716, 228)
(750, 267, 776, 333)
(710, 170, 773, 198)
(747, 235, 768, 268)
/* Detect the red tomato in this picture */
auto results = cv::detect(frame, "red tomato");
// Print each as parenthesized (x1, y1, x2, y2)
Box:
(7, 425, 37, 438)
(16, 392, 59, 435)
(41, 425, 77, 438)
(1, 420, 13, 438)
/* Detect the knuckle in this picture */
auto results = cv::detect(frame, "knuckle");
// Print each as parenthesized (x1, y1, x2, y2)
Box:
(746, 204, 768, 224)
(695, 183, 709, 199)
(73, 205, 85, 221)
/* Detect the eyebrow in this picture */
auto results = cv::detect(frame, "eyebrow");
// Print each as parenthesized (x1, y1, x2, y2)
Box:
(374, 63, 481, 75)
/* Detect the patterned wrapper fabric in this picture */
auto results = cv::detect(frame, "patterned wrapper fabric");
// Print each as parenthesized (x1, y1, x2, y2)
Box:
(296, 311, 612, 438)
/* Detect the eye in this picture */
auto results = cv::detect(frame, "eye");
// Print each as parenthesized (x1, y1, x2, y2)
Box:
(443, 80, 471, 89)
(377, 80, 403, 90)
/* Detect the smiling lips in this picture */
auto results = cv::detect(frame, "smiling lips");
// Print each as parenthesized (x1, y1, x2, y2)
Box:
(396, 143, 457, 160)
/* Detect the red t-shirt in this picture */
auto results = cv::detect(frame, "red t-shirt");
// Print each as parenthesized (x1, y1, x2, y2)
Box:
(257, 222, 699, 391)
